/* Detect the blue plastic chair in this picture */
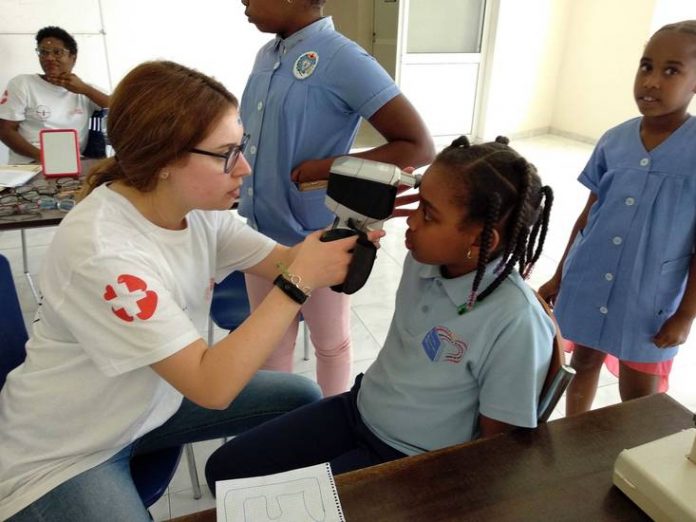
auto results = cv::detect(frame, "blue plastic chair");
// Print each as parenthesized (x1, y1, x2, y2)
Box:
(130, 447, 183, 508)
(534, 291, 576, 422)
(0, 255, 28, 390)
(0, 254, 181, 509)
(209, 271, 251, 338)
(82, 109, 108, 159)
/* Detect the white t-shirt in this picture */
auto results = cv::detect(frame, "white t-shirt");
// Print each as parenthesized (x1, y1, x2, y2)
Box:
(0, 184, 275, 519)
(0, 74, 100, 164)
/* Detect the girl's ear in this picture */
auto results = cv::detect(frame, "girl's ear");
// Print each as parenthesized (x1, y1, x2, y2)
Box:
(472, 227, 501, 253)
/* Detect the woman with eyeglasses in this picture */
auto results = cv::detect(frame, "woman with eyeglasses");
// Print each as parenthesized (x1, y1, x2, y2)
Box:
(0, 60, 380, 522)
(239, 0, 435, 397)
(0, 26, 110, 164)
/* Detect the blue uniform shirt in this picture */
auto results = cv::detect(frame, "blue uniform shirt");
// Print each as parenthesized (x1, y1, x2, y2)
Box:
(555, 116, 696, 362)
(357, 255, 554, 455)
(238, 17, 400, 245)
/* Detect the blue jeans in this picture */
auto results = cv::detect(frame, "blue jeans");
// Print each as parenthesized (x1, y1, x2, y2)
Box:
(8, 371, 321, 522)
(205, 374, 406, 495)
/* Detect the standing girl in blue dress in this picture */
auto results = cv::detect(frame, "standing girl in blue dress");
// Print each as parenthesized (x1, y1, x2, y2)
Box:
(205, 136, 555, 486)
(539, 20, 696, 415)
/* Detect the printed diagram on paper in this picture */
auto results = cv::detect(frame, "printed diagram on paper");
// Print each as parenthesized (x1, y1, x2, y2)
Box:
(216, 463, 345, 522)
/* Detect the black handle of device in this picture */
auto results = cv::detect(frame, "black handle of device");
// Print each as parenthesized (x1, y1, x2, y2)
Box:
(320, 229, 377, 294)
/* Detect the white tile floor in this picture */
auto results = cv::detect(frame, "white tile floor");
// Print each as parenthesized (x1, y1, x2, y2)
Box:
(2, 134, 695, 520)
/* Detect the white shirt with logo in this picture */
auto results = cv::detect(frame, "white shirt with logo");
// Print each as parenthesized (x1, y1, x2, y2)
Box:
(0, 184, 274, 519)
(0, 74, 100, 164)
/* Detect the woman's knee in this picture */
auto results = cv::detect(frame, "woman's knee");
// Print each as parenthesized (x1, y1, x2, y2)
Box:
(281, 372, 323, 407)
(240, 371, 321, 414)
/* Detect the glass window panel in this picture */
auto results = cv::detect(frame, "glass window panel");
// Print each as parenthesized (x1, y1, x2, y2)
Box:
(407, 0, 486, 53)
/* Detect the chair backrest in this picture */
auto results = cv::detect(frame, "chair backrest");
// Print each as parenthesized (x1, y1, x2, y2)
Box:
(534, 292, 576, 422)
(130, 446, 183, 508)
(0, 255, 28, 389)
(210, 271, 251, 331)
(82, 109, 107, 159)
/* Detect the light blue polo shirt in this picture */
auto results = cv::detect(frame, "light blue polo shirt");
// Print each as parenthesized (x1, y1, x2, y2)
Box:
(554, 116, 696, 362)
(238, 17, 400, 245)
(357, 255, 554, 456)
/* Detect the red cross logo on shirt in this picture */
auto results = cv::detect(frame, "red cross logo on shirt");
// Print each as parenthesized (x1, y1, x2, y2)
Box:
(0, 90, 8, 105)
(103, 274, 158, 322)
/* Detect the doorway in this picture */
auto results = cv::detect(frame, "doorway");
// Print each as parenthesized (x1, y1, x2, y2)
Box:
(325, 0, 488, 147)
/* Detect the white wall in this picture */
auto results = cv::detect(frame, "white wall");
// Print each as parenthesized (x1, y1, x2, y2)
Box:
(3, 0, 695, 160)
(650, 0, 696, 33)
(0, 0, 269, 163)
(324, 0, 373, 54)
(479, 0, 696, 142)
(551, 0, 656, 140)
(476, 0, 571, 141)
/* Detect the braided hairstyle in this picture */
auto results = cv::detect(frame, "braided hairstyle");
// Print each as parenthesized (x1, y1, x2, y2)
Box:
(435, 136, 553, 314)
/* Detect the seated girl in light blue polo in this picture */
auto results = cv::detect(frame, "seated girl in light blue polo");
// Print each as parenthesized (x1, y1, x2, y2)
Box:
(205, 136, 556, 487)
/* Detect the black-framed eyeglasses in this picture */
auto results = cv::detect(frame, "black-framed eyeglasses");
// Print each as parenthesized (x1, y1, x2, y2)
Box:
(35, 48, 72, 58)
(190, 134, 250, 174)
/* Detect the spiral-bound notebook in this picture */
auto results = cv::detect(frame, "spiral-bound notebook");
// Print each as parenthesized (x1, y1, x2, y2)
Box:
(215, 462, 345, 522)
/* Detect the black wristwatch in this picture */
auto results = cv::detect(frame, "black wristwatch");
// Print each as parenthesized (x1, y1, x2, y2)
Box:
(273, 274, 309, 305)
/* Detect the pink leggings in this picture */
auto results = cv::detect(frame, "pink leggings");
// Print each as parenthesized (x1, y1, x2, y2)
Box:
(245, 273, 353, 396)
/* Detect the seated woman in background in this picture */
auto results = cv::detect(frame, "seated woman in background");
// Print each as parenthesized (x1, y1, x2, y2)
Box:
(0, 26, 110, 164)
(0, 60, 378, 522)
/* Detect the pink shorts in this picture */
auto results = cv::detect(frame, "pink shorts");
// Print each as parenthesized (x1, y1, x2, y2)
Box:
(604, 356, 672, 392)
(565, 343, 672, 392)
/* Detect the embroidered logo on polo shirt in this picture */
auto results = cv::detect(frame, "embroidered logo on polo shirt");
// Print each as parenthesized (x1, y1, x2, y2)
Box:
(293, 51, 319, 80)
(0, 90, 8, 104)
(103, 274, 158, 322)
(422, 326, 467, 363)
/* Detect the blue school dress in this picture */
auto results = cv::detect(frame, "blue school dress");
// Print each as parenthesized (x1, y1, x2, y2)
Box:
(238, 17, 399, 246)
(554, 116, 696, 362)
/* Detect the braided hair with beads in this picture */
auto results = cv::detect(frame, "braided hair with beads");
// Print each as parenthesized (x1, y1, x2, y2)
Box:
(434, 136, 553, 314)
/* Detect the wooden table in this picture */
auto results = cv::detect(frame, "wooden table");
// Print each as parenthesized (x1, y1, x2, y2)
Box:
(166, 394, 693, 521)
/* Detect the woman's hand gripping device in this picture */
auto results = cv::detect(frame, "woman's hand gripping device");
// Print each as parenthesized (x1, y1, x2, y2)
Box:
(320, 156, 421, 294)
